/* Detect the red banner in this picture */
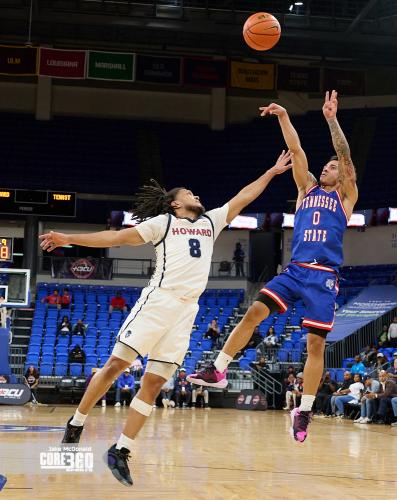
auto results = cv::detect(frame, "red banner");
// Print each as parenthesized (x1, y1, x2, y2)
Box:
(39, 48, 86, 79)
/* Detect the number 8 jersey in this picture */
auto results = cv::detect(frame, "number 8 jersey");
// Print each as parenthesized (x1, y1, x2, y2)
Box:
(135, 204, 229, 298)
(291, 185, 348, 269)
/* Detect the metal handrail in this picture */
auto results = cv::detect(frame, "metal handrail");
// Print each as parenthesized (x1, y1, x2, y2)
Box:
(250, 366, 283, 408)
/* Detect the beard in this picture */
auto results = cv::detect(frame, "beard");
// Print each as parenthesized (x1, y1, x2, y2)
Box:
(186, 203, 206, 217)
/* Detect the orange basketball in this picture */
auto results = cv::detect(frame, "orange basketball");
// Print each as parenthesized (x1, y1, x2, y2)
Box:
(243, 12, 281, 51)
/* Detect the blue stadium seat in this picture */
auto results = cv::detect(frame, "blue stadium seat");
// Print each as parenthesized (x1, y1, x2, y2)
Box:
(278, 350, 289, 362)
(239, 358, 251, 370)
(99, 355, 109, 366)
(56, 354, 68, 364)
(84, 363, 97, 376)
(55, 363, 68, 376)
(86, 354, 98, 365)
(70, 363, 83, 376)
(40, 363, 53, 376)
(42, 344, 55, 355)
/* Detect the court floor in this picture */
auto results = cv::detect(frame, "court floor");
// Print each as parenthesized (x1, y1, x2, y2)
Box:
(0, 405, 396, 499)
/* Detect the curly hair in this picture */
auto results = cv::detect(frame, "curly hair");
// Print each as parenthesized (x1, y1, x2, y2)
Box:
(130, 179, 184, 221)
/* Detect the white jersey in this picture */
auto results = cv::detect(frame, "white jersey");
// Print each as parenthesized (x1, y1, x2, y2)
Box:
(135, 203, 229, 298)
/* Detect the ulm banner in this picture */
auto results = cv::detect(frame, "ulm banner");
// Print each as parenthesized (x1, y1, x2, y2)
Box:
(0, 45, 37, 76)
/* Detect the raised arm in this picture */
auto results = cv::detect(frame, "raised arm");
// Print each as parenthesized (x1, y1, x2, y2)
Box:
(226, 150, 292, 223)
(260, 103, 314, 195)
(39, 227, 145, 252)
(323, 90, 358, 208)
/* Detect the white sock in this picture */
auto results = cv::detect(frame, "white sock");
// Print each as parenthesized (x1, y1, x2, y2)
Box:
(70, 409, 87, 427)
(116, 433, 135, 452)
(299, 395, 315, 412)
(214, 351, 233, 372)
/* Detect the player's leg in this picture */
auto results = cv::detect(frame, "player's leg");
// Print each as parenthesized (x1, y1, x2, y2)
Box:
(62, 355, 131, 443)
(188, 278, 291, 387)
(107, 362, 176, 487)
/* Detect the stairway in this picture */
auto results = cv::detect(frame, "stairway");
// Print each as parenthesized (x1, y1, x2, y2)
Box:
(10, 307, 34, 375)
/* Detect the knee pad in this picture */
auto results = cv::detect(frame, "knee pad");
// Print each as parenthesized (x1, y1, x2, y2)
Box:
(130, 397, 153, 417)
(145, 360, 178, 380)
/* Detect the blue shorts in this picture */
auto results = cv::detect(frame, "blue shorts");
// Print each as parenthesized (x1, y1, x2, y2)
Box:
(259, 262, 339, 332)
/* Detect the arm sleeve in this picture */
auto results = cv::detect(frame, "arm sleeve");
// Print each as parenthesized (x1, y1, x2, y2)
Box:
(205, 203, 229, 241)
(135, 214, 169, 245)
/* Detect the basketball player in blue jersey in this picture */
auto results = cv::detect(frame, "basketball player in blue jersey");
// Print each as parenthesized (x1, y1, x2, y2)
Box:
(189, 90, 358, 443)
(39, 151, 292, 486)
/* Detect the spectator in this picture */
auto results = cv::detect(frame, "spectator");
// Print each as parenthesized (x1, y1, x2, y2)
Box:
(69, 344, 86, 364)
(0, 374, 9, 383)
(41, 289, 60, 307)
(283, 373, 297, 410)
(314, 372, 337, 415)
(85, 367, 107, 407)
(58, 315, 72, 335)
(174, 368, 192, 408)
(232, 242, 245, 277)
(115, 369, 135, 407)
(250, 356, 268, 390)
(329, 371, 353, 416)
(292, 372, 304, 408)
(350, 355, 366, 376)
(388, 356, 397, 379)
(192, 385, 209, 409)
(263, 327, 278, 350)
(131, 357, 143, 374)
(59, 289, 71, 309)
(204, 319, 221, 348)
(283, 366, 296, 385)
(334, 374, 364, 417)
(161, 377, 175, 408)
(73, 319, 86, 336)
(378, 325, 389, 347)
(25, 365, 39, 404)
(359, 344, 377, 366)
(243, 326, 263, 352)
(375, 353, 389, 371)
(354, 376, 381, 424)
(388, 317, 397, 347)
(368, 370, 397, 424)
(109, 291, 128, 314)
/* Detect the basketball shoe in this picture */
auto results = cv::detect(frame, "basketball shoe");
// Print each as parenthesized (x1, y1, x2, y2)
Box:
(290, 408, 312, 443)
(187, 362, 227, 388)
(106, 444, 133, 487)
(62, 417, 84, 443)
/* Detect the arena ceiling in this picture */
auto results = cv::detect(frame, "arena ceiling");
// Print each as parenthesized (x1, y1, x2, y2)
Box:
(0, 0, 397, 64)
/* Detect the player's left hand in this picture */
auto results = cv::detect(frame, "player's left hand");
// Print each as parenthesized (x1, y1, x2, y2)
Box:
(269, 150, 293, 176)
(323, 90, 338, 120)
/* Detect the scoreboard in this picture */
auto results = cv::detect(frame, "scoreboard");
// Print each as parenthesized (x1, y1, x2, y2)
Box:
(0, 237, 13, 262)
(0, 189, 76, 217)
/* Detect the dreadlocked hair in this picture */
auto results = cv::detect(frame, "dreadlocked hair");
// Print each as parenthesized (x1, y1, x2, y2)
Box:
(130, 179, 184, 221)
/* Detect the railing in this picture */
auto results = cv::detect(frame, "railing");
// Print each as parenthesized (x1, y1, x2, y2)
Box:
(227, 368, 254, 392)
(9, 346, 24, 378)
(38, 256, 249, 280)
(325, 306, 397, 368)
(251, 367, 283, 409)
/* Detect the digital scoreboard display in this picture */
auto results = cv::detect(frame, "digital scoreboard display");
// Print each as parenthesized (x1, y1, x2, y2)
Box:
(0, 237, 13, 262)
(0, 189, 76, 217)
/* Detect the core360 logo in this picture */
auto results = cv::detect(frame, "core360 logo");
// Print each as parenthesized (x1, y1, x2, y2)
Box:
(70, 258, 96, 279)
(40, 446, 94, 472)
(0, 388, 23, 399)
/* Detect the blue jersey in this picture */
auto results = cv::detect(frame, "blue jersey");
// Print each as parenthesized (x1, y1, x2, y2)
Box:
(291, 185, 348, 269)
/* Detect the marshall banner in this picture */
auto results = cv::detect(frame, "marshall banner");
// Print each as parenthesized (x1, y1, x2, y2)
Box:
(51, 257, 113, 280)
(135, 54, 181, 84)
(0, 45, 37, 75)
(39, 48, 86, 79)
(87, 51, 135, 81)
(230, 61, 275, 90)
(183, 57, 227, 87)
(277, 65, 320, 92)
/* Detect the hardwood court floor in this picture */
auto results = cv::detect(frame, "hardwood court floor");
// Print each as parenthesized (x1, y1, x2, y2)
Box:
(1, 405, 396, 499)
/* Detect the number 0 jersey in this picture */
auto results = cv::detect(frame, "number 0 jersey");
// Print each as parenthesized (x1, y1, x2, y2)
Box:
(135, 204, 229, 298)
(291, 185, 348, 269)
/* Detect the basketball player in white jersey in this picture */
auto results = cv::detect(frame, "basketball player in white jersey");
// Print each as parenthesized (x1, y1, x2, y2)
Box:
(39, 151, 292, 486)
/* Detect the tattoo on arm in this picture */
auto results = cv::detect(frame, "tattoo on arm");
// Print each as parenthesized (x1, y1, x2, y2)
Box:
(327, 118, 356, 183)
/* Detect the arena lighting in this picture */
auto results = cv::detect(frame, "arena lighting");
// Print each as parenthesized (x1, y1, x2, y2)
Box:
(282, 213, 295, 228)
(388, 208, 397, 223)
(228, 215, 258, 230)
(282, 213, 366, 228)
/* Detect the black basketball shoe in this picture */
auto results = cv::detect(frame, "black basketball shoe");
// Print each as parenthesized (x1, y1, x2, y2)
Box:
(106, 444, 133, 487)
(61, 416, 84, 444)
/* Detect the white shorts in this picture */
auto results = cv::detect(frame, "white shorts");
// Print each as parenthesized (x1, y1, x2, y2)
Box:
(112, 287, 199, 367)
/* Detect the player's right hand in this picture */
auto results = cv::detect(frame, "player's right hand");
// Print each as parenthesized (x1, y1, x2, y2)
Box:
(39, 231, 69, 252)
(259, 103, 287, 117)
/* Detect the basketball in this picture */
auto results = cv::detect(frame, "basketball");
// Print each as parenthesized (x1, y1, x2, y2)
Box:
(243, 12, 281, 51)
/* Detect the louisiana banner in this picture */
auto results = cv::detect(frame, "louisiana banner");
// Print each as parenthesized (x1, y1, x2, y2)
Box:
(230, 61, 275, 90)
(51, 257, 113, 280)
(87, 51, 134, 81)
(0, 46, 37, 75)
(39, 48, 86, 78)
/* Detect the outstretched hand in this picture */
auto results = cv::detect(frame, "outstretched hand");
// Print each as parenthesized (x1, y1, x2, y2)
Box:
(39, 231, 68, 252)
(259, 103, 287, 117)
(323, 90, 338, 120)
(269, 149, 293, 176)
